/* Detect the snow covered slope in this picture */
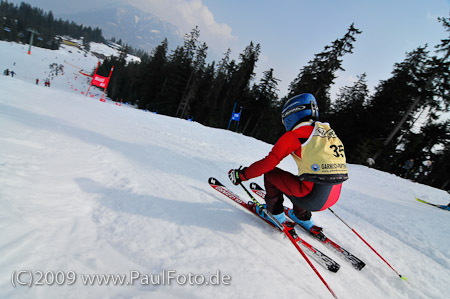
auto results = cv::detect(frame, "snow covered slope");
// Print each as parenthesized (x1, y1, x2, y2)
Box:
(0, 40, 139, 95)
(1, 41, 450, 299)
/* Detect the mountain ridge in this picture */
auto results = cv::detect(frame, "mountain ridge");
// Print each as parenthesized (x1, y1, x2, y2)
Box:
(59, 3, 183, 53)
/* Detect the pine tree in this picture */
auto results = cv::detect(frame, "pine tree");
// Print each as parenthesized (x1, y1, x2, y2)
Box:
(433, 15, 450, 108)
(287, 24, 361, 117)
(369, 15, 450, 165)
(139, 38, 168, 110)
(177, 41, 208, 118)
(220, 41, 261, 128)
(329, 73, 369, 163)
(190, 61, 216, 121)
(365, 46, 432, 166)
(245, 68, 280, 138)
(175, 27, 203, 118)
(155, 46, 187, 115)
(200, 48, 235, 126)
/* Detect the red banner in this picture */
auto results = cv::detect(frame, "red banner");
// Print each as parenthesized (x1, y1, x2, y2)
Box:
(91, 74, 110, 88)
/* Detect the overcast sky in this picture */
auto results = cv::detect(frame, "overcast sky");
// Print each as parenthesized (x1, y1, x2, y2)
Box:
(8, 0, 450, 99)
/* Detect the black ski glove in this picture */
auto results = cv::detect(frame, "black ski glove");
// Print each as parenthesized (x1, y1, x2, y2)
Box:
(228, 166, 248, 185)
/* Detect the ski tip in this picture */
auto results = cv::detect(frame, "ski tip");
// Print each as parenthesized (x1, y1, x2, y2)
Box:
(208, 177, 223, 186)
(400, 275, 408, 281)
(250, 182, 263, 190)
(329, 264, 340, 273)
(355, 262, 366, 271)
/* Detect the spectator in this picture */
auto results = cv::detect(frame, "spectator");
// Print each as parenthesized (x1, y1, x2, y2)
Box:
(401, 159, 414, 179)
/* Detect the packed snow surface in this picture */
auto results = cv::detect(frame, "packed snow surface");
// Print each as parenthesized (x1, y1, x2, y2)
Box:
(1, 40, 450, 299)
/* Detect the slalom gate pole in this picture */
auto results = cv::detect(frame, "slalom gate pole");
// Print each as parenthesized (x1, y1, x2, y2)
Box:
(328, 208, 407, 281)
(239, 183, 339, 298)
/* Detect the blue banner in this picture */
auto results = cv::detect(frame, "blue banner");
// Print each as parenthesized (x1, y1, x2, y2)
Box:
(231, 112, 241, 121)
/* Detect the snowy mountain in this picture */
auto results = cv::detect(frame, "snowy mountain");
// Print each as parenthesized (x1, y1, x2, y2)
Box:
(1, 40, 450, 299)
(59, 3, 183, 52)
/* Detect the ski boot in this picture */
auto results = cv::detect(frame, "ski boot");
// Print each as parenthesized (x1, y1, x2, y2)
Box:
(255, 204, 286, 226)
(287, 209, 323, 235)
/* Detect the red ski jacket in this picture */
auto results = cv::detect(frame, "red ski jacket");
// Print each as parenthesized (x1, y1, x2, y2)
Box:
(244, 125, 314, 180)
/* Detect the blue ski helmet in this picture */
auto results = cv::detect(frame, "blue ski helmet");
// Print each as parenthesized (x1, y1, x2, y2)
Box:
(281, 93, 319, 131)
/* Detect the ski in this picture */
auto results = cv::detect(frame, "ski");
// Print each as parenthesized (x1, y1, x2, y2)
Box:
(249, 182, 365, 270)
(209, 177, 340, 273)
(416, 198, 450, 211)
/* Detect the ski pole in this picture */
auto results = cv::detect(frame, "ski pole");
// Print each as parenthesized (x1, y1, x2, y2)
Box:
(239, 183, 339, 299)
(328, 208, 407, 281)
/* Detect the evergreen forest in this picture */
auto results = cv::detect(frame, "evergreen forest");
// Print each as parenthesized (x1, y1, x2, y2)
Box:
(0, 0, 103, 49)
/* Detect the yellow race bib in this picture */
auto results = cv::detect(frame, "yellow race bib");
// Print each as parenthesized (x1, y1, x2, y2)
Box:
(292, 122, 348, 184)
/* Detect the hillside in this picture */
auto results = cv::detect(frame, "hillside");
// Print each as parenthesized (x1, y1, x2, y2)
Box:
(1, 41, 450, 299)
(59, 3, 183, 52)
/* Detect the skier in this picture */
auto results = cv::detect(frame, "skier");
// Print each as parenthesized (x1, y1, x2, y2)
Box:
(228, 93, 348, 233)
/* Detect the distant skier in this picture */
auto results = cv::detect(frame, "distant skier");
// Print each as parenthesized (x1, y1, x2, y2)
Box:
(228, 93, 348, 233)
(36, 78, 39, 85)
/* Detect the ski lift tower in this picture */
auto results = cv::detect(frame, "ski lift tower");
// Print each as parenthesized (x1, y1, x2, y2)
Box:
(26, 28, 40, 55)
